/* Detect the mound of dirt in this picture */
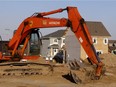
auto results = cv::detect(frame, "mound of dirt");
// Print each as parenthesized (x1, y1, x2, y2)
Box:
(99, 53, 116, 67)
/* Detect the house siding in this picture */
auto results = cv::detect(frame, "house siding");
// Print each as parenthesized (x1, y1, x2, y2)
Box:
(80, 36, 110, 60)
(65, 29, 81, 61)
(94, 36, 109, 53)
(40, 39, 50, 57)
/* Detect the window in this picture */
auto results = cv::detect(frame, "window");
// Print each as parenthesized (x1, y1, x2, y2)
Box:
(96, 50, 103, 56)
(113, 42, 116, 47)
(53, 48, 58, 55)
(50, 38, 58, 45)
(54, 39, 58, 43)
(92, 38, 97, 44)
(63, 39, 65, 43)
(54, 49, 57, 52)
(103, 38, 108, 45)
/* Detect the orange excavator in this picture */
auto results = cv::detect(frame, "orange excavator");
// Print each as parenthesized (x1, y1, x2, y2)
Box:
(0, 6, 103, 80)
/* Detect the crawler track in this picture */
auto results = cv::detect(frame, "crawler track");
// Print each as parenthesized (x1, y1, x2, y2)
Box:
(0, 62, 51, 76)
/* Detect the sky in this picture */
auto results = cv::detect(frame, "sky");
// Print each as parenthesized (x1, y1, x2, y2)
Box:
(0, 0, 116, 40)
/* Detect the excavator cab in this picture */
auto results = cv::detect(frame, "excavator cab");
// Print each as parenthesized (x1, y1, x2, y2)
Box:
(13, 29, 42, 56)
(29, 29, 42, 55)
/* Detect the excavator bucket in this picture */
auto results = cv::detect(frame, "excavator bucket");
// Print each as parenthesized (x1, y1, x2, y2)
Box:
(67, 59, 105, 84)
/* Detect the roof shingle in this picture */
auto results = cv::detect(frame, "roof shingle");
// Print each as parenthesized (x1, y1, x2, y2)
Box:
(86, 21, 111, 36)
(43, 30, 65, 38)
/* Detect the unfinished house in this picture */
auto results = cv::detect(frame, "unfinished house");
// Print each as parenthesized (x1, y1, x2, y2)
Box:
(41, 21, 111, 62)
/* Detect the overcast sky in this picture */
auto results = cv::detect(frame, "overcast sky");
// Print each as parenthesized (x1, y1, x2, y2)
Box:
(0, 0, 116, 40)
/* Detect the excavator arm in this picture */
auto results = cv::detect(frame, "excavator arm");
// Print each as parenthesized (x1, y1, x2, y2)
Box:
(1, 6, 103, 78)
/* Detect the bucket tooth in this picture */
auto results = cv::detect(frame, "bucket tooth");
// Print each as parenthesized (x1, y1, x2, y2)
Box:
(69, 71, 82, 84)
(3, 73, 6, 76)
(8, 73, 11, 76)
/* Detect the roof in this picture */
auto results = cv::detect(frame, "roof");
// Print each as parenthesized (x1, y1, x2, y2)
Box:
(86, 21, 111, 36)
(109, 40, 116, 44)
(43, 30, 65, 38)
(43, 21, 111, 38)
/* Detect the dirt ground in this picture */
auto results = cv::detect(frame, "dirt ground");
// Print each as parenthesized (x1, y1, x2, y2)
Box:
(0, 53, 116, 87)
